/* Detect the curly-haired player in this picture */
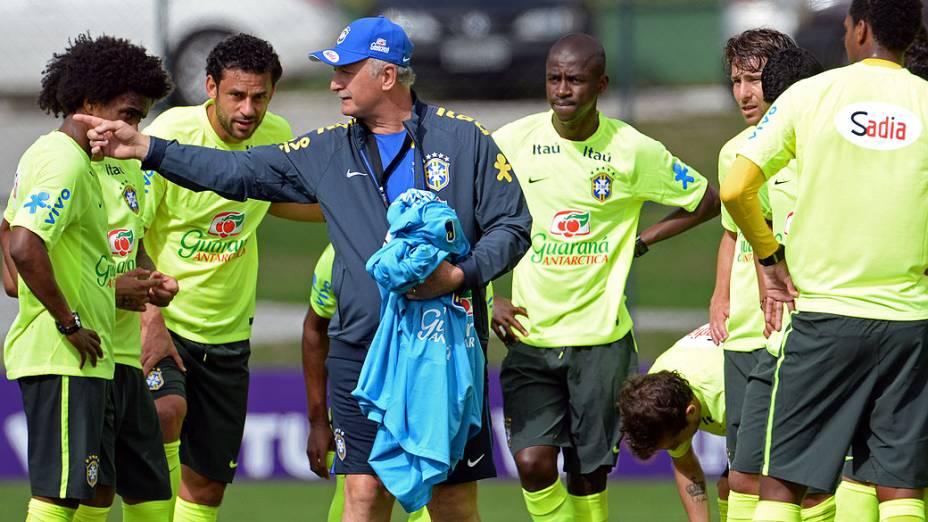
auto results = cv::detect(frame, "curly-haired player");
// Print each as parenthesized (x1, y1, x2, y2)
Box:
(2, 34, 173, 522)
(620, 326, 725, 522)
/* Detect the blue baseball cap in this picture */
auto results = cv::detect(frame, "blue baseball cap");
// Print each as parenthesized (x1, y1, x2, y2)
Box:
(309, 16, 414, 67)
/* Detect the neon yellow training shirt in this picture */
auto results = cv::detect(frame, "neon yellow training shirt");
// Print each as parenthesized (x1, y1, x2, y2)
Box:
(494, 111, 708, 347)
(4, 131, 115, 379)
(765, 165, 798, 356)
(649, 324, 726, 458)
(97, 157, 147, 368)
(142, 100, 293, 343)
(738, 59, 928, 320)
(718, 126, 771, 352)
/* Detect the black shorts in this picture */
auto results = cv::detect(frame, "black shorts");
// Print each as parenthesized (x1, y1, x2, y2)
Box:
(327, 339, 496, 482)
(723, 348, 767, 464)
(108, 363, 171, 501)
(148, 331, 250, 484)
(764, 312, 928, 491)
(500, 333, 638, 475)
(18, 375, 114, 500)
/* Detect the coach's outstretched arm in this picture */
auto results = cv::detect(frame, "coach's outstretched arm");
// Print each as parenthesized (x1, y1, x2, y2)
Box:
(77, 115, 313, 204)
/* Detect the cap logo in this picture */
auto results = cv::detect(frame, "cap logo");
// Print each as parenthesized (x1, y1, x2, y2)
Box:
(336, 26, 350, 44)
(370, 37, 389, 54)
(323, 49, 340, 63)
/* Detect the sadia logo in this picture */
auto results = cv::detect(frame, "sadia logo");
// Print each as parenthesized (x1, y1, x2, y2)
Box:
(108, 229, 135, 257)
(549, 210, 591, 239)
(208, 211, 245, 238)
(835, 102, 923, 150)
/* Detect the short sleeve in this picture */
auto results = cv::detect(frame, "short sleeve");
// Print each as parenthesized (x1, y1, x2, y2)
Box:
(739, 86, 801, 179)
(10, 158, 86, 248)
(141, 169, 166, 230)
(633, 137, 709, 211)
(667, 437, 693, 459)
(310, 245, 337, 319)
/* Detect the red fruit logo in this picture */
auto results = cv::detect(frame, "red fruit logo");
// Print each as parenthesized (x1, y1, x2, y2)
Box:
(208, 212, 245, 238)
(453, 293, 474, 315)
(108, 229, 135, 257)
(549, 210, 591, 239)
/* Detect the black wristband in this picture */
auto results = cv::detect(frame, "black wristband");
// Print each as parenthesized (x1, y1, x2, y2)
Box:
(634, 236, 649, 258)
(56, 311, 82, 335)
(758, 244, 786, 267)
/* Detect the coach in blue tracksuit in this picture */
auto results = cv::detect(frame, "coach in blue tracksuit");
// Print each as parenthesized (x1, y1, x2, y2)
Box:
(80, 16, 531, 522)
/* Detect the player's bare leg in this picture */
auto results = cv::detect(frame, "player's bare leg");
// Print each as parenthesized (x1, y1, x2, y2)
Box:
(514, 446, 560, 492)
(343, 474, 393, 522)
(429, 482, 480, 522)
(179, 466, 226, 506)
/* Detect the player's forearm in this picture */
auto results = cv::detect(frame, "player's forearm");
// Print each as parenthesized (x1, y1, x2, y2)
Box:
(711, 230, 736, 302)
(9, 228, 72, 324)
(140, 302, 170, 339)
(672, 453, 711, 522)
(639, 186, 721, 249)
(302, 315, 330, 424)
(721, 156, 778, 259)
(1, 219, 18, 297)
(136, 240, 156, 272)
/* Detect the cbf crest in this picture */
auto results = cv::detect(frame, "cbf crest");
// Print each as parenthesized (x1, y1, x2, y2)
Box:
(146, 367, 164, 391)
(123, 185, 140, 214)
(591, 171, 613, 202)
(334, 428, 347, 461)
(85, 454, 100, 487)
(425, 152, 450, 191)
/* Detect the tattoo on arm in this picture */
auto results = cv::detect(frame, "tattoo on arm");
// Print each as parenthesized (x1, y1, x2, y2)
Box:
(685, 480, 708, 503)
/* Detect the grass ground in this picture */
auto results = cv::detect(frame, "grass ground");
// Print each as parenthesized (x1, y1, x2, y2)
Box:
(0, 479, 722, 521)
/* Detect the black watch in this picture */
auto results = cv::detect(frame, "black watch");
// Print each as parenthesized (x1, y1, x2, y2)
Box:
(56, 311, 82, 335)
(758, 244, 786, 267)
(634, 236, 649, 258)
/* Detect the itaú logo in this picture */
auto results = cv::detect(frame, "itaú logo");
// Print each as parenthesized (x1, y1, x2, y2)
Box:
(835, 102, 923, 150)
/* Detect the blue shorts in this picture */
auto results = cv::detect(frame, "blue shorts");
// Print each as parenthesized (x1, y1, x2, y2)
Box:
(326, 338, 496, 482)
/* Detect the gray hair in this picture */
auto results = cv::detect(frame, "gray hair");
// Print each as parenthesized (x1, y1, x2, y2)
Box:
(368, 58, 416, 87)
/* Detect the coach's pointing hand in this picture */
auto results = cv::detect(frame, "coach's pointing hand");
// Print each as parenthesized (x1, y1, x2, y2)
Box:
(73, 114, 151, 161)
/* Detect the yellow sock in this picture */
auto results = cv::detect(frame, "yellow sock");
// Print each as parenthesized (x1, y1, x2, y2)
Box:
(754, 500, 802, 522)
(124, 500, 172, 522)
(26, 499, 76, 522)
(328, 470, 344, 522)
(879, 498, 925, 522)
(802, 496, 835, 522)
(570, 491, 608, 522)
(173, 497, 218, 522)
(147, 440, 183, 522)
(408, 506, 432, 521)
(72, 504, 109, 521)
(522, 480, 575, 522)
(835, 480, 877, 522)
(729, 491, 761, 521)
(720, 498, 729, 522)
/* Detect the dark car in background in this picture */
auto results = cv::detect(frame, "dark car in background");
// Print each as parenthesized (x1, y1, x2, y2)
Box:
(370, 0, 591, 98)
(795, 0, 928, 69)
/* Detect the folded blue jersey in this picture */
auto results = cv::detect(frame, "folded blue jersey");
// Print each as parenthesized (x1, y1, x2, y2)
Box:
(354, 189, 486, 512)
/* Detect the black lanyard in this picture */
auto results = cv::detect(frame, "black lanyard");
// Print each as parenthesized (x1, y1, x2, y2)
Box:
(359, 131, 414, 209)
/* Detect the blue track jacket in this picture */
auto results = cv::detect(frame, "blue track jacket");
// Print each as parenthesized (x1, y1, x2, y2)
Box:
(355, 190, 485, 512)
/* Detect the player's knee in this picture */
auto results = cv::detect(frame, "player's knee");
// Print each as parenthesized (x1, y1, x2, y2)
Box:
(82, 486, 116, 508)
(181, 472, 226, 506)
(729, 470, 760, 495)
(429, 482, 478, 521)
(155, 395, 187, 441)
(514, 447, 559, 490)
(566, 468, 608, 495)
(344, 474, 391, 507)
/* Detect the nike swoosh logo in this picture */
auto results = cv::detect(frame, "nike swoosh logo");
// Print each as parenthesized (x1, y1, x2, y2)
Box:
(402, 56, 411, 63)
(612, 445, 620, 455)
(346, 169, 367, 178)
(466, 454, 485, 467)
(528, 178, 546, 184)
(773, 179, 791, 185)
(228, 460, 238, 469)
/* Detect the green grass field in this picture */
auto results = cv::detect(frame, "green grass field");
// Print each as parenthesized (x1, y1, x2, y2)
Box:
(0, 479, 722, 521)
